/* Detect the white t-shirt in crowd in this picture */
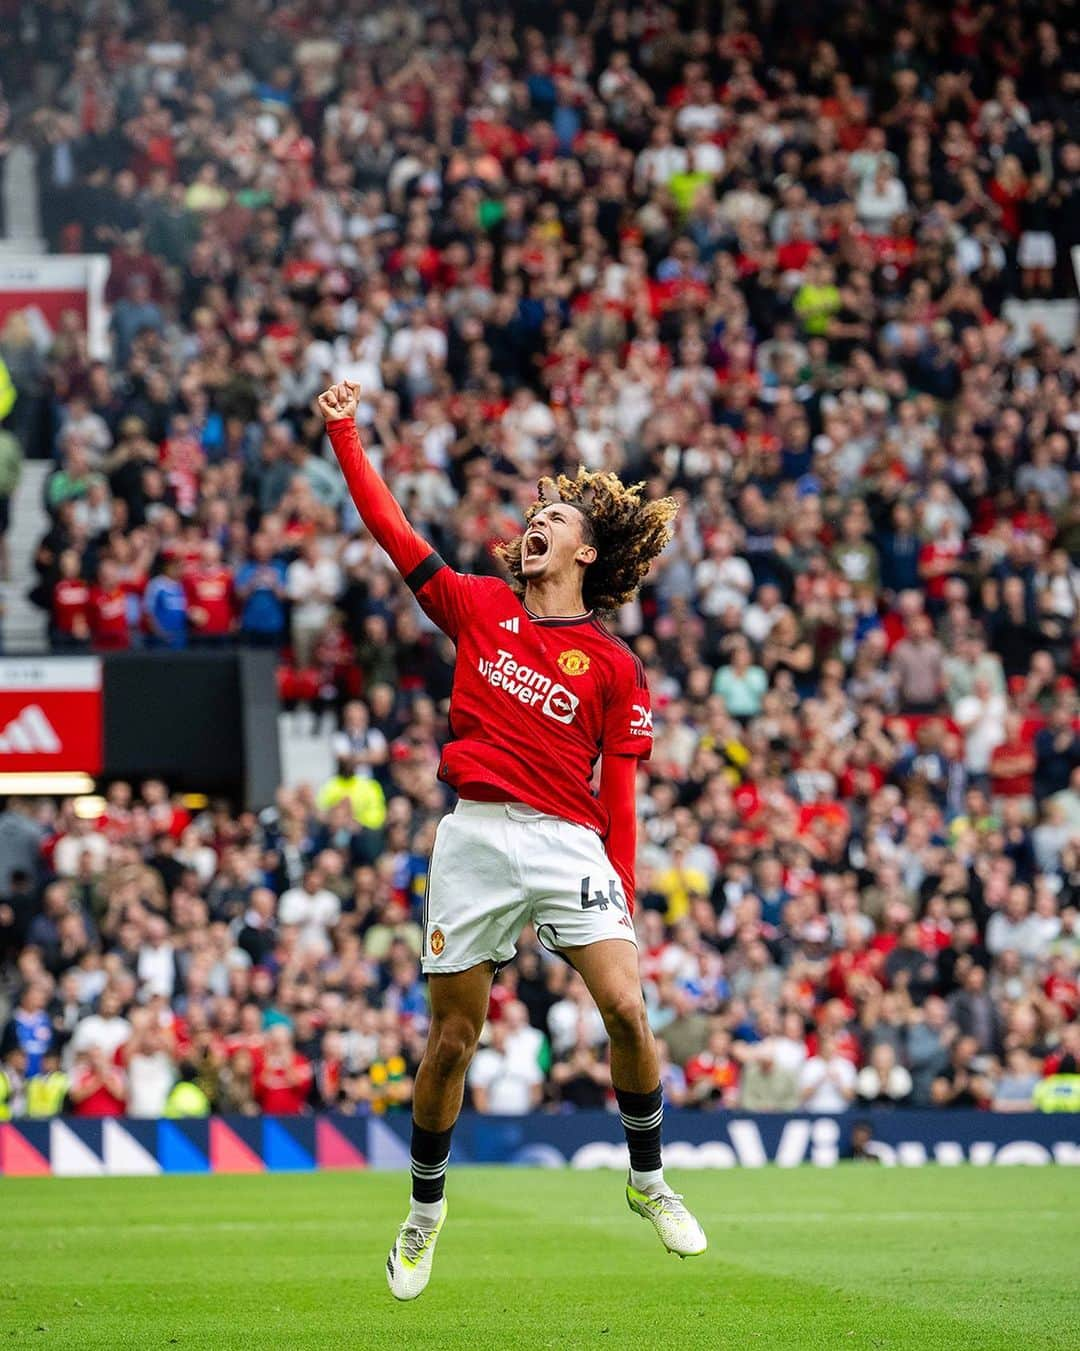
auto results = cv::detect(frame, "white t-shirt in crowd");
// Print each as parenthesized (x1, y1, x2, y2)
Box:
(70, 1014, 131, 1061)
(127, 1051, 176, 1117)
(504, 1025, 545, 1079)
(547, 1000, 607, 1058)
(286, 557, 342, 627)
(767, 1035, 809, 1075)
(468, 1047, 542, 1114)
(954, 692, 1007, 773)
(798, 1054, 857, 1112)
(278, 885, 341, 949)
(389, 325, 447, 382)
(137, 943, 177, 998)
(53, 830, 110, 878)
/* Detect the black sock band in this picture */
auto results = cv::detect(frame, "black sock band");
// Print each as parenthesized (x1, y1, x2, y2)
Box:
(410, 1121, 453, 1204)
(616, 1084, 663, 1174)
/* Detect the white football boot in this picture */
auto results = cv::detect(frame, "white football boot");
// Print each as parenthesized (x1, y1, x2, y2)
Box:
(626, 1177, 707, 1258)
(386, 1198, 448, 1300)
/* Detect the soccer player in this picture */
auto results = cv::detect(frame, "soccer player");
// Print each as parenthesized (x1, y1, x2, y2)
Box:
(317, 381, 707, 1300)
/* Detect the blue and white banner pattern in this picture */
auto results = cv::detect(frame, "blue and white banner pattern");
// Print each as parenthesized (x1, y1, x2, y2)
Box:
(2, 1111, 1077, 1176)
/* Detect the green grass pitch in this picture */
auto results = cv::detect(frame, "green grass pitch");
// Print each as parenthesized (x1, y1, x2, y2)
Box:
(2, 1167, 1076, 1349)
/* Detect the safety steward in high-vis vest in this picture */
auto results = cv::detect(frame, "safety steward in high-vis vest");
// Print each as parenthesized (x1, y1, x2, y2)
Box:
(26, 1068, 70, 1118)
(1033, 1075, 1080, 1112)
(164, 1073, 211, 1118)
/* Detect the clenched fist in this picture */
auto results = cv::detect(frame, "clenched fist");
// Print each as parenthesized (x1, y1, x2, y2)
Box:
(317, 380, 362, 423)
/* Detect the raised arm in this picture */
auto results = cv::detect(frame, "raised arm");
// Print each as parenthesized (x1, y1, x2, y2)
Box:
(317, 380, 437, 588)
(317, 380, 481, 641)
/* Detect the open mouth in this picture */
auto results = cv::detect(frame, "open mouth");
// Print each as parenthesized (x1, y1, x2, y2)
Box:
(524, 531, 549, 560)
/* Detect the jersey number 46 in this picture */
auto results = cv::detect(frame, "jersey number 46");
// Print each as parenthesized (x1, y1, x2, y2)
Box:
(579, 877, 627, 913)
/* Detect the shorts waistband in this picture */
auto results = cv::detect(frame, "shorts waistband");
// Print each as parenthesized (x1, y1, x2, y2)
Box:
(455, 799, 551, 821)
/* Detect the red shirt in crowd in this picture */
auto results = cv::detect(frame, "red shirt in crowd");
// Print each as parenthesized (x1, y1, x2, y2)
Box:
(989, 735, 1036, 798)
(70, 1065, 127, 1117)
(148, 799, 191, 839)
(826, 946, 883, 999)
(806, 1025, 861, 1065)
(1044, 974, 1079, 1021)
(184, 567, 235, 636)
(89, 585, 131, 649)
(53, 578, 91, 636)
(685, 1049, 740, 1105)
(918, 538, 963, 601)
(252, 1049, 313, 1114)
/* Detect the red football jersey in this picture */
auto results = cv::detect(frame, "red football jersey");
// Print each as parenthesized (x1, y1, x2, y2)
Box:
(252, 1050, 313, 1115)
(184, 567, 235, 635)
(412, 564, 652, 837)
(52, 579, 90, 634)
(89, 586, 130, 649)
(324, 417, 654, 851)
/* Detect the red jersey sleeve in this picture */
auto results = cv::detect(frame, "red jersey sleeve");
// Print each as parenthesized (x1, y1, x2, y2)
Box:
(601, 654, 653, 761)
(411, 568, 507, 643)
(326, 416, 480, 640)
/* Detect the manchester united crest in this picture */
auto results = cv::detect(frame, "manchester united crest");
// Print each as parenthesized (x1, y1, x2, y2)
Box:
(430, 927, 446, 956)
(557, 649, 591, 677)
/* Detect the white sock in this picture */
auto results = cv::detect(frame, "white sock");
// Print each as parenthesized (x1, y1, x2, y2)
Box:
(408, 1197, 444, 1227)
(630, 1167, 665, 1193)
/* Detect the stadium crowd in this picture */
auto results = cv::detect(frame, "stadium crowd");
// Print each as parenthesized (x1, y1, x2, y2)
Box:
(0, 0, 1079, 1119)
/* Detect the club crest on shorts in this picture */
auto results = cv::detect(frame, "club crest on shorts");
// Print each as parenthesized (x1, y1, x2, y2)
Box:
(557, 648, 590, 677)
(429, 927, 446, 956)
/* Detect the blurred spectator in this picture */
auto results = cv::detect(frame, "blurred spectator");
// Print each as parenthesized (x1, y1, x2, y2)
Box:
(164, 1065, 212, 1118)
(1, 982, 52, 1077)
(69, 1047, 127, 1117)
(931, 1036, 994, 1109)
(287, 537, 342, 668)
(992, 1049, 1041, 1112)
(236, 536, 288, 648)
(331, 701, 388, 781)
(123, 1007, 176, 1118)
(24, 1049, 69, 1119)
(469, 1021, 543, 1114)
(253, 1025, 313, 1115)
(0, 0, 1072, 1123)
(550, 1024, 610, 1110)
(69, 987, 131, 1065)
(798, 1033, 858, 1113)
(278, 865, 340, 954)
(685, 1028, 741, 1109)
(143, 556, 188, 650)
(184, 541, 235, 646)
(855, 1044, 914, 1107)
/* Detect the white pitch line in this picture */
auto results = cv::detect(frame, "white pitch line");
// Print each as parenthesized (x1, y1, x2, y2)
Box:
(8, 1210, 1073, 1239)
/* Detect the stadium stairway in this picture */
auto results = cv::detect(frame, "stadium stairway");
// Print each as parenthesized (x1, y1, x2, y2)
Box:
(0, 141, 47, 654)
(1, 143, 44, 252)
(277, 709, 336, 790)
(3, 460, 49, 653)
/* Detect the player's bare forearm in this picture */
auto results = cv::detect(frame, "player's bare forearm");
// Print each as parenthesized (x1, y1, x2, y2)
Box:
(317, 380, 433, 580)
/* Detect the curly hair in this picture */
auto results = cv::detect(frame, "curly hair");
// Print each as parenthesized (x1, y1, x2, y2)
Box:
(496, 468, 678, 612)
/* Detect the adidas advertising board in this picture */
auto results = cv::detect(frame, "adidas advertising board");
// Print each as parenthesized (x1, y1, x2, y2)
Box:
(0, 658, 103, 772)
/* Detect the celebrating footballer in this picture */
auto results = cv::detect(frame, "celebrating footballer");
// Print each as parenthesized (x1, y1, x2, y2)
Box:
(317, 379, 707, 1301)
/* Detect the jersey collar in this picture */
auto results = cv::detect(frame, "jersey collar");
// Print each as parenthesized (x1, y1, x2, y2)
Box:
(523, 604, 594, 627)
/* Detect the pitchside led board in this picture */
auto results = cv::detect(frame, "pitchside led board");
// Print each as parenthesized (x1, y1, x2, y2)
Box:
(0, 651, 279, 806)
(0, 657, 103, 776)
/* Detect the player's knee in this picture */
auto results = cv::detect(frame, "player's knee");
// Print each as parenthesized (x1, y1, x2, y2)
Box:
(426, 1015, 480, 1076)
(598, 988, 649, 1046)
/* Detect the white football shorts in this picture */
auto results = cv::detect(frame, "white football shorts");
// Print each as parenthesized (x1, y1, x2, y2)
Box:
(421, 800, 637, 974)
